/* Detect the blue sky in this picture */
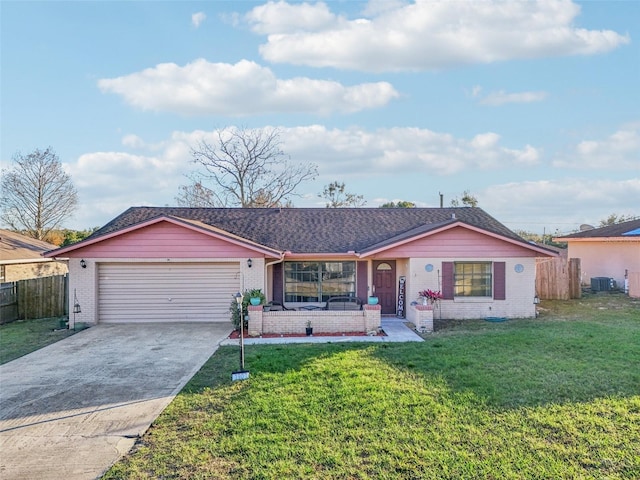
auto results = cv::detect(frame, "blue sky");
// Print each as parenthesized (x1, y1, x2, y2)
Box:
(2, 0, 638, 234)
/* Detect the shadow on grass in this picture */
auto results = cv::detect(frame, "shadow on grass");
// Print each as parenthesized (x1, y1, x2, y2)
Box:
(0, 317, 75, 365)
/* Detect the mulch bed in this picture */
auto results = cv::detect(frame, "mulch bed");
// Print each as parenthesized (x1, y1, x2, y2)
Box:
(228, 329, 386, 339)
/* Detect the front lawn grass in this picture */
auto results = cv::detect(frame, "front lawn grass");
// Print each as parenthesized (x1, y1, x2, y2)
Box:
(0, 317, 75, 364)
(105, 293, 640, 479)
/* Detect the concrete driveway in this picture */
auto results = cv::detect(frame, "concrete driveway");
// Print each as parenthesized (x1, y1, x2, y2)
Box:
(0, 323, 232, 480)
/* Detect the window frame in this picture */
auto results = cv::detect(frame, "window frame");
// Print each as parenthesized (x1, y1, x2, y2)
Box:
(284, 261, 356, 303)
(453, 261, 493, 298)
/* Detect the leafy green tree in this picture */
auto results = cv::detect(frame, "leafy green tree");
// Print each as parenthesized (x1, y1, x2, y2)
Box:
(60, 227, 101, 247)
(599, 213, 638, 227)
(514, 229, 566, 248)
(450, 190, 478, 207)
(380, 201, 416, 208)
(320, 181, 366, 208)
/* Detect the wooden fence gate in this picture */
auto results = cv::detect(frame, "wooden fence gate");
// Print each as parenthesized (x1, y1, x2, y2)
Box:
(1, 282, 18, 324)
(0, 274, 68, 324)
(536, 257, 581, 300)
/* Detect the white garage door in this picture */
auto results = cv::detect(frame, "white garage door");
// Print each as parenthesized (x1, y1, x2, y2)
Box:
(98, 263, 240, 323)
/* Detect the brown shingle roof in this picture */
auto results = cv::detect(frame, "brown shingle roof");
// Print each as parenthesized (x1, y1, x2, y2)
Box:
(88, 206, 531, 254)
(556, 218, 640, 239)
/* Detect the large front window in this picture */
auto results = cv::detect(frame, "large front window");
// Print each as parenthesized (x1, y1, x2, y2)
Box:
(454, 262, 492, 297)
(284, 261, 356, 302)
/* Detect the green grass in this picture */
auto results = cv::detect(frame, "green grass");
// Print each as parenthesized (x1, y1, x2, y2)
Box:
(0, 317, 76, 364)
(105, 293, 640, 479)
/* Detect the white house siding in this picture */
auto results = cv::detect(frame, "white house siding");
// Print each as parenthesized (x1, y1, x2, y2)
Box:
(407, 257, 537, 320)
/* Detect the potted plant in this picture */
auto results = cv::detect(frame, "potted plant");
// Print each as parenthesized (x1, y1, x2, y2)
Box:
(248, 288, 265, 306)
(368, 286, 378, 305)
(305, 320, 313, 336)
(418, 289, 443, 305)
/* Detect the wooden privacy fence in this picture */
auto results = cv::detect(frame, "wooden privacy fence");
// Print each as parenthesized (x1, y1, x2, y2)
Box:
(536, 257, 581, 300)
(0, 274, 68, 324)
(1, 282, 18, 324)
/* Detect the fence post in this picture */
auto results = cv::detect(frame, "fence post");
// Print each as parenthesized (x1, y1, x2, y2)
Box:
(569, 258, 581, 299)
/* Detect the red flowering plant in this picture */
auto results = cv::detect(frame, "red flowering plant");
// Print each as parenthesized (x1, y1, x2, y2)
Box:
(418, 289, 443, 303)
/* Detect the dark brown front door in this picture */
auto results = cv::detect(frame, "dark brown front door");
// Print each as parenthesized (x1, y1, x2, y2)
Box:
(373, 260, 396, 315)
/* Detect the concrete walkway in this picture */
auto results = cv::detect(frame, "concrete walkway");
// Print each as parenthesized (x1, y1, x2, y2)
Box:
(220, 316, 424, 346)
(0, 323, 231, 480)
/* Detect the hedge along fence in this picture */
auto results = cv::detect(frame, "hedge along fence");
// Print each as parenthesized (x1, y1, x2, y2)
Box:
(0, 274, 68, 324)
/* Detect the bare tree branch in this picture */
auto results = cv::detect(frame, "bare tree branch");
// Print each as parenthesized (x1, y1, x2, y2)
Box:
(1, 147, 78, 240)
(179, 127, 317, 208)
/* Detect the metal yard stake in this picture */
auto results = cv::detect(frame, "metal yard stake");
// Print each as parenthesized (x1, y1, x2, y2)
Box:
(231, 292, 250, 381)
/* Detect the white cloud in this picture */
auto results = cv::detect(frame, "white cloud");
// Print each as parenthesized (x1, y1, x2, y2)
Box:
(475, 89, 548, 106)
(246, 1, 339, 34)
(280, 125, 540, 174)
(121, 134, 145, 149)
(67, 124, 541, 227)
(97, 59, 398, 115)
(480, 178, 640, 233)
(65, 125, 637, 232)
(553, 123, 640, 170)
(192, 12, 206, 28)
(249, 0, 629, 72)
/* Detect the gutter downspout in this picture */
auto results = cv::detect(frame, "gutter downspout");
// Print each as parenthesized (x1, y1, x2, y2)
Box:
(264, 252, 286, 302)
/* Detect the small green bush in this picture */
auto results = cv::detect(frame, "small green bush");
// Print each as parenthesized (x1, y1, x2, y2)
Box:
(229, 289, 265, 329)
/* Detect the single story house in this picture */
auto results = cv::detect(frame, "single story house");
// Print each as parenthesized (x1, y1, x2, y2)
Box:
(45, 207, 555, 332)
(555, 219, 640, 295)
(1, 229, 68, 282)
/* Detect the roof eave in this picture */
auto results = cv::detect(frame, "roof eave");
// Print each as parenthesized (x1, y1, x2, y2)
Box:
(360, 221, 557, 258)
(553, 236, 639, 242)
(44, 215, 281, 259)
(0, 257, 66, 266)
(282, 252, 359, 260)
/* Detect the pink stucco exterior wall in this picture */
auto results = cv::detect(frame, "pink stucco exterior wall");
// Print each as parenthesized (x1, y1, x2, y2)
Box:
(568, 240, 640, 289)
(373, 226, 541, 259)
(65, 221, 261, 258)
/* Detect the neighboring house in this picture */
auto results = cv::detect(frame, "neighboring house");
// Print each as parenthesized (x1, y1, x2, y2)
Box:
(0, 229, 68, 282)
(45, 207, 555, 330)
(555, 219, 640, 293)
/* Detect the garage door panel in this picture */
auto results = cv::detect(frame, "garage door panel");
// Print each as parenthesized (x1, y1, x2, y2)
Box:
(98, 263, 240, 323)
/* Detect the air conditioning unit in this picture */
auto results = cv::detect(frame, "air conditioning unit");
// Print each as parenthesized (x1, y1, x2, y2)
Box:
(590, 277, 616, 292)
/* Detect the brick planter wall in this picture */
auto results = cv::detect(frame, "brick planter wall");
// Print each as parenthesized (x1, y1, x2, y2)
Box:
(412, 304, 434, 333)
(247, 304, 381, 336)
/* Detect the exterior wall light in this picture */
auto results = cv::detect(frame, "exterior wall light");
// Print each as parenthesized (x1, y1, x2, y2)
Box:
(247, 258, 252, 268)
(80, 259, 87, 268)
